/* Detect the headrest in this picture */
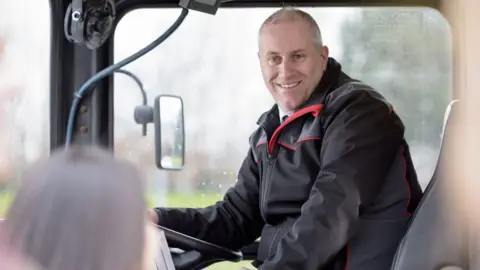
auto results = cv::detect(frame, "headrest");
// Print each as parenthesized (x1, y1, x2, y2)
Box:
(441, 100, 459, 139)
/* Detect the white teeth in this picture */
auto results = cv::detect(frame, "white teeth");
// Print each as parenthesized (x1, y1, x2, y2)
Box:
(279, 81, 300, 88)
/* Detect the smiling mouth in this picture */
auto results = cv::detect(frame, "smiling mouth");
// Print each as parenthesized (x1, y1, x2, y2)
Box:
(276, 81, 301, 89)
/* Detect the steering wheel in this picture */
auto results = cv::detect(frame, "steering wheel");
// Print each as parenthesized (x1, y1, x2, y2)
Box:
(156, 225, 243, 270)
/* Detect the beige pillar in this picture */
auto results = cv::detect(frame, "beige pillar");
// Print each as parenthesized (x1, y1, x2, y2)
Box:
(441, 0, 480, 99)
(440, 0, 480, 265)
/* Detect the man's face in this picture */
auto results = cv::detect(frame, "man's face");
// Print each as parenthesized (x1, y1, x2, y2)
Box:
(258, 18, 328, 113)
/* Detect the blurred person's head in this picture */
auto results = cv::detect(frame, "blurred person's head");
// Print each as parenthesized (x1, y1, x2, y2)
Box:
(3, 145, 149, 270)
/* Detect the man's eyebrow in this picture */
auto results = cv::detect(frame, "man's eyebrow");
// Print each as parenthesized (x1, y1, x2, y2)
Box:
(265, 51, 279, 56)
(291, 49, 306, 54)
(265, 49, 306, 56)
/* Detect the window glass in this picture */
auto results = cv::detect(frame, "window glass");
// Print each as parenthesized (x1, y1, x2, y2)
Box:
(114, 7, 452, 269)
(0, 0, 51, 217)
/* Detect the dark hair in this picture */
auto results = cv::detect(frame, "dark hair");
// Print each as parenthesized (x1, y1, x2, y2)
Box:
(4, 145, 146, 270)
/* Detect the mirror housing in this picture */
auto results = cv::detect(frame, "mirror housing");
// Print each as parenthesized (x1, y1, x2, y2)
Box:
(154, 95, 185, 170)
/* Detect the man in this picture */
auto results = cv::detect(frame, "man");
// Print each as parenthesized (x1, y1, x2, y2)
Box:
(150, 7, 423, 270)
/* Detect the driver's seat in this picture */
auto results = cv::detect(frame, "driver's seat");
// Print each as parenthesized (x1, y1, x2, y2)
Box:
(391, 100, 469, 270)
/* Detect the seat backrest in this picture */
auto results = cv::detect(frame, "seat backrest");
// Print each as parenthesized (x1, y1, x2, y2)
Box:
(391, 100, 469, 270)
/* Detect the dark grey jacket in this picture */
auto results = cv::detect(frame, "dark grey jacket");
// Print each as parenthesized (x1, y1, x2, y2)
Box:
(155, 57, 423, 270)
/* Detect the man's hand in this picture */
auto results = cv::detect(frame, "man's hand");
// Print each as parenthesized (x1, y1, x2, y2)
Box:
(148, 209, 159, 224)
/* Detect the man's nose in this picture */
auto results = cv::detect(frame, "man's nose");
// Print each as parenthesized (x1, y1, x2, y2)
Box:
(278, 59, 295, 78)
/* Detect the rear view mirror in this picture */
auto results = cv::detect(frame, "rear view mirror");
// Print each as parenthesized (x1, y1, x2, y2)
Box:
(154, 95, 185, 170)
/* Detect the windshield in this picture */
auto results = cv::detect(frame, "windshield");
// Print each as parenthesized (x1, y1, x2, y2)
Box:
(113, 6, 452, 269)
(0, 3, 452, 270)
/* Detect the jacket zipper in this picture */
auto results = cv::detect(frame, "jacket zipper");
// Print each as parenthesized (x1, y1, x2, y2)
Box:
(261, 104, 324, 219)
(261, 158, 274, 219)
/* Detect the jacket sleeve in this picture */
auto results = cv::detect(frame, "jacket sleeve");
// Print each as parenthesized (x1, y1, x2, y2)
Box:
(154, 147, 264, 250)
(259, 89, 405, 270)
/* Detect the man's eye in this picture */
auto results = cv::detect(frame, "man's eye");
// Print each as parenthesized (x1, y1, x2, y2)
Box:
(293, 54, 306, 61)
(267, 56, 280, 65)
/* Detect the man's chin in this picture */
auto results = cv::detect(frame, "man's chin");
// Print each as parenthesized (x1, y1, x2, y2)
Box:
(278, 100, 300, 113)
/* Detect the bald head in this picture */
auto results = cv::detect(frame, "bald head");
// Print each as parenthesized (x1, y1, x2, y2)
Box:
(259, 7, 323, 47)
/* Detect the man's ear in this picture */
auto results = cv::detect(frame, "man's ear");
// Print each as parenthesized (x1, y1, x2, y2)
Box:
(321, 45, 329, 59)
(321, 46, 329, 70)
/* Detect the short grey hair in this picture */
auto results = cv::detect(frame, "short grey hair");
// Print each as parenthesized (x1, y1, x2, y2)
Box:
(258, 7, 323, 46)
